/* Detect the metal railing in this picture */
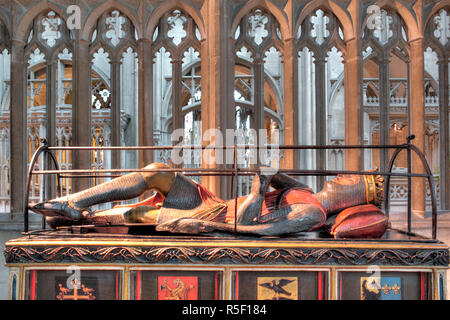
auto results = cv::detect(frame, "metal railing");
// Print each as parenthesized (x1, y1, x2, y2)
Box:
(24, 135, 438, 239)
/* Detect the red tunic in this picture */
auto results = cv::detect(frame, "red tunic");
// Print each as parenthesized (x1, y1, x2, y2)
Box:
(114, 176, 327, 231)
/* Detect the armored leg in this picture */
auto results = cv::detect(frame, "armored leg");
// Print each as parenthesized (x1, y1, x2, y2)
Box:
(32, 163, 174, 221)
(68, 163, 174, 209)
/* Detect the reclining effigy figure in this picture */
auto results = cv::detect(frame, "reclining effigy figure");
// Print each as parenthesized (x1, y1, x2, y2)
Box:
(31, 163, 388, 238)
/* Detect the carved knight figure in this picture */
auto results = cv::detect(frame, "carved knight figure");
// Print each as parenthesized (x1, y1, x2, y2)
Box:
(31, 163, 388, 238)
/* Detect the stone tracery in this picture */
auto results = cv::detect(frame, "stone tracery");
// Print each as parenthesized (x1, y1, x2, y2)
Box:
(0, 1, 446, 222)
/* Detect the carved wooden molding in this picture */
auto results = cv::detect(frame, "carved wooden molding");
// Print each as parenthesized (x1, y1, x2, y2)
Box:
(4, 245, 449, 266)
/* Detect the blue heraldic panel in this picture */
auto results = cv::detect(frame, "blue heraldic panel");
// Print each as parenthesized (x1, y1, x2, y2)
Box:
(380, 277, 402, 300)
(361, 276, 402, 300)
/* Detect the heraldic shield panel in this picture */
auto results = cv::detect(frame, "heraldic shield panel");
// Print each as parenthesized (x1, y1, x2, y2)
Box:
(130, 270, 222, 300)
(338, 271, 432, 300)
(232, 270, 328, 300)
(24, 269, 121, 300)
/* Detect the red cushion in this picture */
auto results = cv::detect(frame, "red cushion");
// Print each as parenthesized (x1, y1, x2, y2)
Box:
(330, 204, 388, 239)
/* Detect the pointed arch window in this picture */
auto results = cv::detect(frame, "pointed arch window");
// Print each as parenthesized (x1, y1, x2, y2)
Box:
(233, 8, 284, 195)
(295, 8, 346, 190)
(24, 10, 72, 203)
(0, 19, 10, 212)
(424, 9, 449, 209)
(362, 9, 410, 173)
(89, 9, 138, 188)
(152, 9, 202, 168)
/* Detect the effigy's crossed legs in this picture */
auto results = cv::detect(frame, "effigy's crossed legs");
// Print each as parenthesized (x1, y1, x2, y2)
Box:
(32, 163, 173, 225)
(155, 171, 325, 236)
(32, 163, 324, 235)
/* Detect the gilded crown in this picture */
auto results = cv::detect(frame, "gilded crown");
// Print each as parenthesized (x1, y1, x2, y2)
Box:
(363, 168, 384, 207)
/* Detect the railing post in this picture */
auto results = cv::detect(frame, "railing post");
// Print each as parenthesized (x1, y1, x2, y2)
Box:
(24, 138, 62, 233)
(233, 143, 238, 235)
(408, 143, 438, 239)
(407, 135, 414, 233)
(24, 139, 48, 233)
(384, 146, 406, 219)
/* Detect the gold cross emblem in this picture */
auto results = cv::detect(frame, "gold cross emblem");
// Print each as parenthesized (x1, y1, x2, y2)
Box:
(56, 278, 96, 300)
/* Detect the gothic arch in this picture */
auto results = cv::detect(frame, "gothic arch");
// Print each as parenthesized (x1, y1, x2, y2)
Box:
(144, 1, 205, 41)
(47, 41, 73, 63)
(361, 7, 410, 60)
(424, 3, 450, 29)
(0, 10, 11, 40)
(14, 1, 68, 43)
(425, 36, 447, 60)
(328, 72, 345, 109)
(295, 0, 354, 41)
(89, 41, 114, 61)
(231, 0, 290, 41)
(92, 63, 111, 89)
(81, 1, 141, 41)
(424, 6, 450, 58)
(368, 0, 421, 41)
(86, 10, 139, 66)
(296, 9, 346, 58)
(424, 69, 439, 92)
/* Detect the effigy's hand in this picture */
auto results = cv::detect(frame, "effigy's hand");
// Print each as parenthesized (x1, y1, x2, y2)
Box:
(156, 218, 215, 234)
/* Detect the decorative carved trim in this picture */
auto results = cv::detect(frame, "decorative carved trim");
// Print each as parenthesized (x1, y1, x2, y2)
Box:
(4, 245, 449, 266)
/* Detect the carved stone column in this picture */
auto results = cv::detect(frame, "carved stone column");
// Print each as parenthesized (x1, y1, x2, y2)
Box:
(344, 37, 362, 170)
(438, 56, 449, 210)
(253, 56, 265, 168)
(200, 0, 234, 199)
(409, 38, 425, 217)
(171, 58, 183, 141)
(253, 57, 265, 135)
(314, 54, 327, 190)
(282, 38, 297, 170)
(72, 37, 92, 192)
(110, 58, 121, 170)
(378, 53, 390, 173)
(170, 57, 183, 170)
(298, 48, 315, 188)
(9, 40, 27, 216)
(137, 39, 154, 167)
(45, 58, 57, 149)
(45, 57, 57, 200)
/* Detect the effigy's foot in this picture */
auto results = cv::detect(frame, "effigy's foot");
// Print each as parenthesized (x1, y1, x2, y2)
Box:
(30, 163, 167, 224)
(30, 199, 84, 221)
